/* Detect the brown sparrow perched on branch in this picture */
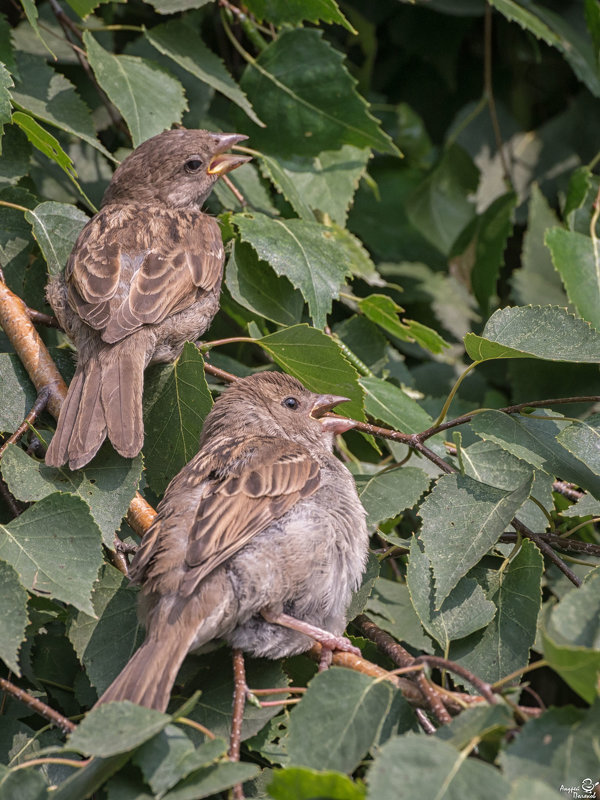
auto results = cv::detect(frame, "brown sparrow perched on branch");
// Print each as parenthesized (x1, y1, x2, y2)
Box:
(97, 372, 369, 711)
(46, 128, 249, 470)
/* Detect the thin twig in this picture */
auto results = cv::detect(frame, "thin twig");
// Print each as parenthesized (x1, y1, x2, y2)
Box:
(354, 615, 452, 724)
(177, 717, 216, 739)
(25, 307, 61, 328)
(416, 655, 497, 704)
(500, 532, 600, 558)
(484, 4, 513, 188)
(0, 677, 75, 733)
(229, 649, 246, 800)
(0, 387, 50, 460)
(553, 481, 584, 501)
(222, 174, 247, 206)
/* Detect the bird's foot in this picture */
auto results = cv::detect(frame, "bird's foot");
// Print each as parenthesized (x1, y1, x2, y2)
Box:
(260, 609, 361, 666)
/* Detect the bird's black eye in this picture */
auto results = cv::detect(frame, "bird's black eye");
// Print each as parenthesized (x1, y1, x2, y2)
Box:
(282, 396, 299, 410)
(184, 158, 204, 173)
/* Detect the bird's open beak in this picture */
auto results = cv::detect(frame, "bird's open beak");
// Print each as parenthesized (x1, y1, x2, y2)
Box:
(310, 394, 357, 434)
(207, 133, 251, 176)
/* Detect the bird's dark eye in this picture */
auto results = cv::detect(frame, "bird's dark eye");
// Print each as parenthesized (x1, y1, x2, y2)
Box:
(282, 396, 299, 410)
(184, 158, 204, 173)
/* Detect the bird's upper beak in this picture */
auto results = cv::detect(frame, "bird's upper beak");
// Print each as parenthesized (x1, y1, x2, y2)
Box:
(207, 133, 251, 176)
(310, 394, 357, 434)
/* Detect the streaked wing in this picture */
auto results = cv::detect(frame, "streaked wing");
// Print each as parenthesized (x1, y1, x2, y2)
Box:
(182, 439, 320, 594)
(66, 206, 224, 342)
(129, 437, 320, 594)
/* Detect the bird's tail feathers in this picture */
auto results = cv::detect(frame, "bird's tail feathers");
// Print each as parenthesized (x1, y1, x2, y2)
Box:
(45, 358, 107, 470)
(45, 334, 149, 470)
(95, 631, 192, 712)
(99, 335, 146, 460)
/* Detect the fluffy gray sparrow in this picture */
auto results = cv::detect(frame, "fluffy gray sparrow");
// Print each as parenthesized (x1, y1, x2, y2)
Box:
(98, 372, 369, 711)
(46, 128, 249, 470)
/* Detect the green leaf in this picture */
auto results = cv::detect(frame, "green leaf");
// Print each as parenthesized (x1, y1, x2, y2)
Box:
(0, 353, 37, 432)
(500, 702, 600, 789)
(225, 240, 304, 326)
(0, 560, 29, 674)
(463, 192, 516, 313)
(10, 52, 111, 159)
(419, 473, 533, 606)
(83, 32, 187, 148)
(12, 118, 94, 208)
(545, 227, 600, 330)
(407, 536, 497, 650)
(355, 466, 430, 529)
(68, 564, 142, 695)
(257, 325, 365, 422)
(65, 0, 115, 17)
(24, 201, 88, 276)
(268, 767, 366, 800)
(543, 566, 600, 704)
(558, 414, 600, 476)
(145, 20, 263, 127)
(69, 702, 171, 757)
(145, 0, 213, 12)
(1, 443, 143, 548)
(358, 294, 449, 355)
(232, 211, 352, 329)
(359, 376, 433, 434)
(508, 778, 563, 800)
(406, 144, 479, 256)
(143, 343, 213, 495)
(260, 146, 370, 226)
(49, 754, 131, 800)
(0, 186, 36, 293)
(286, 668, 394, 773)
(460, 439, 551, 533)
(435, 704, 513, 750)
(347, 552, 380, 622)
(490, 1, 600, 98)
(470, 410, 600, 499)
(161, 761, 259, 800)
(449, 540, 543, 684)
(366, 735, 510, 800)
(365, 577, 433, 652)
(239, 29, 398, 157)
(464, 306, 600, 363)
(18, 0, 55, 59)
(0, 63, 13, 137)
(0, 768, 49, 800)
(0, 123, 30, 185)
(257, 153, 314, 221)
(0, 493, 103, 615)
(133, 731, 227, 797)
(188, 652, 289, 741)
(245, 0, 355, 33)
(512, 184, 567, 307)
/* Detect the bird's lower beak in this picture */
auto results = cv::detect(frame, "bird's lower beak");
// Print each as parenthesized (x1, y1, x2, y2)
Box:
(207, 133, 251, 176)
(310, 394, 357, 434)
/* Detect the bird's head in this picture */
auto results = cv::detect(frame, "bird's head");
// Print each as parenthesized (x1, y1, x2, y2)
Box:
(102, 129, 251, 209)
(201, 372, 357, 451)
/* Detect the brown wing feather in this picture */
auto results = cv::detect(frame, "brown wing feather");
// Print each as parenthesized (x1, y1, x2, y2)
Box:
(129, 438, 320, 596)
(66, 205, 224, 343)
(181, 440, 320, 595)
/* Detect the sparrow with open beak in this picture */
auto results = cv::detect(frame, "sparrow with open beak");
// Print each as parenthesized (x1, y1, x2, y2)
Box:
(46, 129, 250, 470)
(97, 371, 369, 711)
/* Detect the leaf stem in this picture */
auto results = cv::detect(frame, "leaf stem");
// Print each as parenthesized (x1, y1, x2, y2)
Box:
(431, 361, 481, 428)
(491, 659, 549, 690)
(220, 7, 257, 65)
